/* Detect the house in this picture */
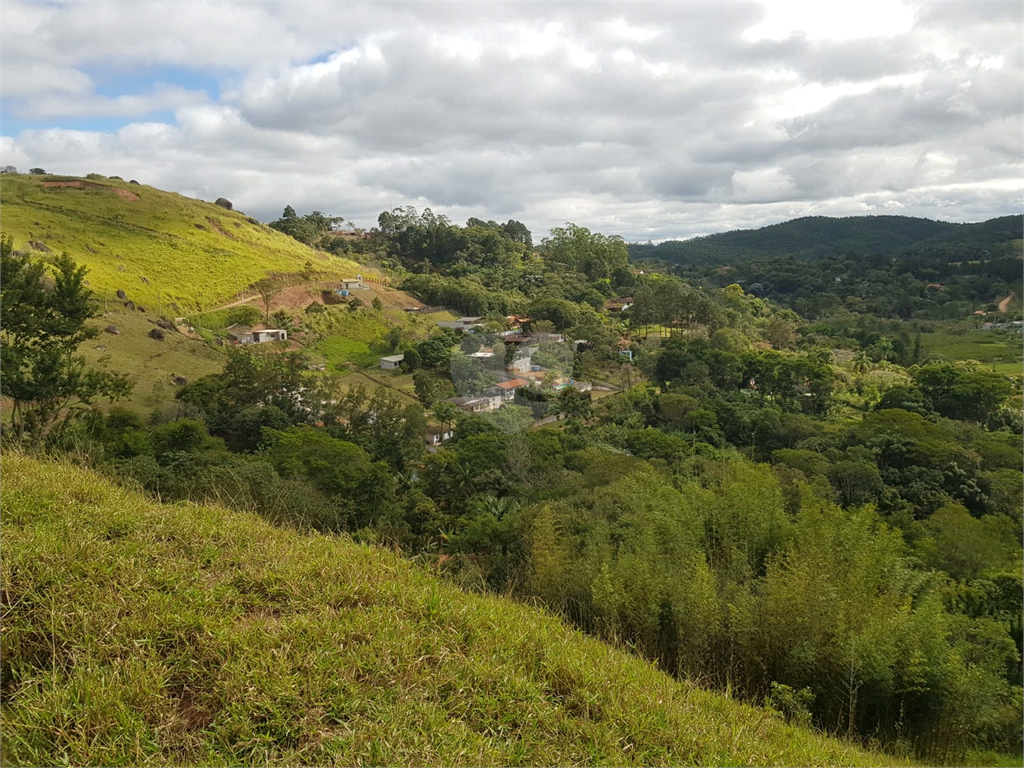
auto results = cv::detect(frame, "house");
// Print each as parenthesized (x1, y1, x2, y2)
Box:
(340, 277, 368, 291)
(253, 328, 287, 343)
(450, 396, 492, 413)
(488, 378, 530, 402)
(606, 298, 633, 314)
(437, 316, 484, 333)
(425, 426, 454, 446)
(225, 324, 287, 344)
(226, 325, 255, 344)
(507, 355, 533, 373)
(380, 354, 405, 370)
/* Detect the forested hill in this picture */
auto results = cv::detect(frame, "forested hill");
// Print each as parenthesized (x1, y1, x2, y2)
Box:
(630, 214, 1023, 265)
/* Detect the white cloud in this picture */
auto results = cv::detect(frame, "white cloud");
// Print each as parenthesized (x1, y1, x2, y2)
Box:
(2, 0, 1020, 240)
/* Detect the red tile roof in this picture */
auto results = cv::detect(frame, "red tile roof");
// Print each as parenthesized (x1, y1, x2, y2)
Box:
(494, 378, 529, 389)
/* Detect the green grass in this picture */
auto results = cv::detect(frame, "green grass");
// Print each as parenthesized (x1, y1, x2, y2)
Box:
(0, 173, 363, 313)
(311, 307, 453, 371)
(77, 314, 224, 412)
(317, 335, 378, 369)
(922, 330, 1023, 373)
(0, 454, 907, 767)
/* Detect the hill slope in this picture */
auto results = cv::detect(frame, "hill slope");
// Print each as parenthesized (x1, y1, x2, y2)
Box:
(630, 214, 1022, 265)
(0, 454, 900, 767)
(0, 173, 364, 313)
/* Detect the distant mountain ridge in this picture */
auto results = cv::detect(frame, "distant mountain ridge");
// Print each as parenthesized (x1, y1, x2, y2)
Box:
(629, 214, 1023, 265)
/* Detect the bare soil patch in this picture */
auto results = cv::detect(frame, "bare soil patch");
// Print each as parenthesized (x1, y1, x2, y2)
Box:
(41, 180, 140, 201)
(205, 217, 235, 239)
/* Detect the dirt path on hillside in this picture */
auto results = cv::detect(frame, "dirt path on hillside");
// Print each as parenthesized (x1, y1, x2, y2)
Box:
(193, 279, 421, 321)
(41, 180, 140, 201)
(998, 293, 1015, 313)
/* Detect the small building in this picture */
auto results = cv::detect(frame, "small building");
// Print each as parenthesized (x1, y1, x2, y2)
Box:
(253, 328, 287, 343)
(425, 426, 453, 446)
(450, 396, 491, 413)
(226, 324, 287, 344)
(488, 378, 530, 402)
(507, 355, 533, 373)
(380, 354, 405, 370)
(437, 317, 484, 333)
(340, 277, 368, 291)
(605, 298, 633, 314)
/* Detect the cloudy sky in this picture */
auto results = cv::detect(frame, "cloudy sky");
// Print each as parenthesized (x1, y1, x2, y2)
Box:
(2, 1, 1021, 241)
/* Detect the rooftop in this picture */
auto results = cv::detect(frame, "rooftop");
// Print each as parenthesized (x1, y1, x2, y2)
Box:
(494, 378, 530, 389)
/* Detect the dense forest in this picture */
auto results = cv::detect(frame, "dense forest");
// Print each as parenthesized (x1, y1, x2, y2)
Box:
(2, 208, 1021, 764)
(629, 214, 1022, 267)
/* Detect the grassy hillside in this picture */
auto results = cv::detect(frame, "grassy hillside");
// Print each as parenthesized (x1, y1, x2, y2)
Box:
(0, 173, 364, 313)
(0, 454, 903, 767)
(629, 214, 1021, 265)
(78, 314, 225, 412)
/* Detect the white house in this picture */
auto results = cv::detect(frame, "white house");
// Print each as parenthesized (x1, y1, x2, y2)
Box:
(226, 324, 287, 344)
(380, 354, 405, 370)
(450, 396, 491, 413)
(425, 426, 454, 446)
(488, 378, 530, 402)
(340, 276, 368, 291)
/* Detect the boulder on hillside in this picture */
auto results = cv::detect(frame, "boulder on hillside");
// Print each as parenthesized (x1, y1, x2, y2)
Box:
(148, 328, 165, 341)
(29, 241, 51, 253)
(173, 376, 188, 386)
(124, 300, 136, 311)
(214, 197, 233, 210)
(104, 325, 120, 335)
(156, 318, 175, 331)
(116, 289, 128, 300)
(139, 276, 149, 285)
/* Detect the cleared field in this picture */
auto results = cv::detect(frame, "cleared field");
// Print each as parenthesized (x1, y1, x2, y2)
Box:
(0, 173, 363, 312)
(1, 454, 904, 768)
(923, 330, 1023, 373)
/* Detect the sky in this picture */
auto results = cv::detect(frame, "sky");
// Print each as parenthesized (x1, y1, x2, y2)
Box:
(1, 0, 1021, 241)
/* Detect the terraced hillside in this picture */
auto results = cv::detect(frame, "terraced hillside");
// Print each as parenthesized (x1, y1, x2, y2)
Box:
(0, 173, 364, 313)
(0, 454, 904, 768)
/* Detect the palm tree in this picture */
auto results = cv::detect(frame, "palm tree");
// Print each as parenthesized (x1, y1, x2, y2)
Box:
(432, 401, 458, 435)
(851, 351, 872, 375)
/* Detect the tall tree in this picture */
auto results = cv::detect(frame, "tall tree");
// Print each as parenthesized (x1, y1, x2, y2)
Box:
(0, 236, 131, 439)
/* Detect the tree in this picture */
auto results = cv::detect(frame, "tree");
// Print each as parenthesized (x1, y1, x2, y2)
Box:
(555, 387, 592, 420)
(0, 237, 131, 439)
(28, 167, 47, 175)
(254, 278, 281, 320)
(413, 369, 439, 408)
(432, 400, 458, 434)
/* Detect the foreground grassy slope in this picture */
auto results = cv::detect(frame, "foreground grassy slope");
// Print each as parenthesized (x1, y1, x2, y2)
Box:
(0, 455, 901, 767)
(0, 173, 363, 313)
